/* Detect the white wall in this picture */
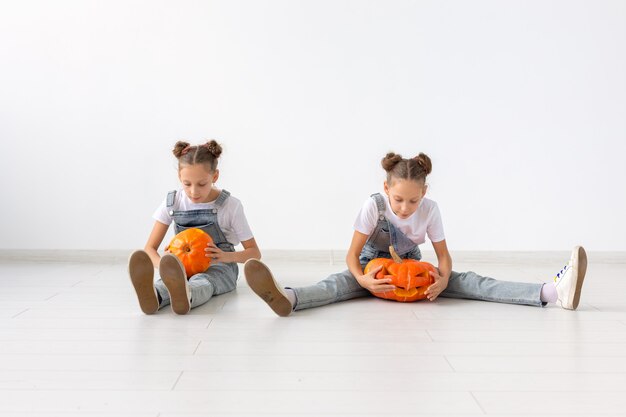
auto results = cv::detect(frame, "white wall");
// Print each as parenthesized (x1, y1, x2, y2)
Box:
(1, 0, 625, 252)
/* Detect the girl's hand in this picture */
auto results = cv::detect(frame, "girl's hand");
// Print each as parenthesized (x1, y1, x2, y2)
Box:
(357, 265, 396, 293)
(424, 268, 449, 301)
(205, 242, 234, 263)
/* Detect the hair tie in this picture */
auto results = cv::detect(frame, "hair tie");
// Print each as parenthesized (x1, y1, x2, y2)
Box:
(181, 145, 192, 155)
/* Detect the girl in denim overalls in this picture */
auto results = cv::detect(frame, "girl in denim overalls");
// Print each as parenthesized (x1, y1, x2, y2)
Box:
(244, 152, 587, 316)
(128, 140, 261, 315)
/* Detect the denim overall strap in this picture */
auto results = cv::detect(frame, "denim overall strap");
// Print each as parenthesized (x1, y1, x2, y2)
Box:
(205, 189, 235, 252)
(372, 192, 386, 217)
(166, 190, 177, 211)
(214, 189, 231, 208)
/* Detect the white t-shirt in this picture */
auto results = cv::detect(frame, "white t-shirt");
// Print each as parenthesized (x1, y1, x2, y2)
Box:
(152, 189, 254, 246)
(353, 195, 445, 245)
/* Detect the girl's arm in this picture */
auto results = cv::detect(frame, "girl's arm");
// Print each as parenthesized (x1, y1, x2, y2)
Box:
(205, 237, 261, 264)
(346, 231, 395, 293)
(144, 221, 170, 268)
(424, 239, 452, 301)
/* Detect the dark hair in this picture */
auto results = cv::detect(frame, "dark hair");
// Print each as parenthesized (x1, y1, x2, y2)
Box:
(172, 140, 222, 172)
(381, 152, 432, 184)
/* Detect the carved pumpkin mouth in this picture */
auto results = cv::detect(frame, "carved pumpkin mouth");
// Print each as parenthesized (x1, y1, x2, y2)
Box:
(393, 287, 419, 297)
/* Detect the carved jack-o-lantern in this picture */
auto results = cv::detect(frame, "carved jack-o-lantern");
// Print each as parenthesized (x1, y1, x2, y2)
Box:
(364, 246, 436, 302)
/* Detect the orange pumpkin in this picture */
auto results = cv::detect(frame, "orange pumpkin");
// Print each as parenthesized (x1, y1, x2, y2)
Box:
(364, 246, 436, 302)
(166, 228, 213, 278)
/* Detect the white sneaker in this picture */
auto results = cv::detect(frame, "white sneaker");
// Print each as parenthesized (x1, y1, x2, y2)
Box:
(554, 246, 588, 310)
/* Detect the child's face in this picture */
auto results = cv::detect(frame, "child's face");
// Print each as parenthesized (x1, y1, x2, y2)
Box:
(384, 178, 427, 219)
(178, 164, 219, 203)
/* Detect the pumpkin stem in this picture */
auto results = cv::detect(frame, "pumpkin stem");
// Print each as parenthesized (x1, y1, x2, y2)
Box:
(389, 245, 403, 264)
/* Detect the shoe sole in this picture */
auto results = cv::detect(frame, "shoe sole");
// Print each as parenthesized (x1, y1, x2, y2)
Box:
(244, 259, 292, 317)
(569, 246, 588, 310)
(128, 250, 159, 315)
(160, 254, 191, 315)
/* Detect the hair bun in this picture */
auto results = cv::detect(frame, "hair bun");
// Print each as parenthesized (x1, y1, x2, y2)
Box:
(205, 140, 222, 158)
(381, 152, 403, 172)
(414, 153, 432, 175)
(173, 140, 191, 158)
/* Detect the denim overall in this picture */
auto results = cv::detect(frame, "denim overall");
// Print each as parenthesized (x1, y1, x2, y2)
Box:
(292, 193, 543, 310)
(154, 189, 239, 309)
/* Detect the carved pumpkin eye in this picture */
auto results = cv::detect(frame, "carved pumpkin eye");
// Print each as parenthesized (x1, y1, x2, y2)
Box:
(167, 228, 213, 278)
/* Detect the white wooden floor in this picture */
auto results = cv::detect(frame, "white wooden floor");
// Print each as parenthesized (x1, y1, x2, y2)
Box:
(0, 250, 625, 417)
